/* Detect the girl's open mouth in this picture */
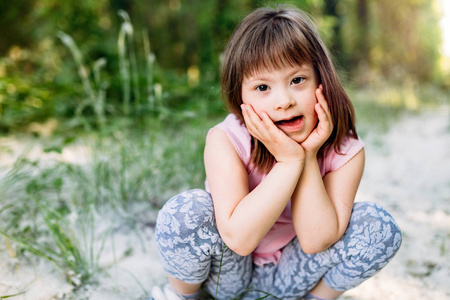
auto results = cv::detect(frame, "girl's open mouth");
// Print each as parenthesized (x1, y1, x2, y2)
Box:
(276, 116, 302, 126)
(275, 116, 304, 131)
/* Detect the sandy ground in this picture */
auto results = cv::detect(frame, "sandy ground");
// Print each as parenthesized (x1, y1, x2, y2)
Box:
(0, 106, 449, 299)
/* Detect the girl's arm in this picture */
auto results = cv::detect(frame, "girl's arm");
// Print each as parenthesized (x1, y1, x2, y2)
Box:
(291, 87, 365, 254)
(291, 149, 364, 254)
(204, 106, 304, 256)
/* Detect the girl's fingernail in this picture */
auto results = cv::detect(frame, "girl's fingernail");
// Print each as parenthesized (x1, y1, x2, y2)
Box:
(241, 104, 246, 110)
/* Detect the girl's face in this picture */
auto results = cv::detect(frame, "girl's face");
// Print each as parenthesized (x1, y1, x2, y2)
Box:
(241, 63, 319, 143)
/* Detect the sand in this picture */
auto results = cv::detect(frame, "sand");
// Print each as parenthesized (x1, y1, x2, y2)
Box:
(1, 107, 449, 299)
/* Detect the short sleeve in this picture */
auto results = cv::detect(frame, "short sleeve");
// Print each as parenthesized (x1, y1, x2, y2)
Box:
(206, 114, 252, 168)
(205, 114, 256, 193)
(319, 136, 364, 177)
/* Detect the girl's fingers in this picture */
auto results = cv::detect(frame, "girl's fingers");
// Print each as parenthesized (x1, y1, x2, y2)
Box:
(315, 87, 333, 124)
(241, 104, 250, 127)
(242, 104, 258, 123)
(242, 104, 273, 130)
(314, 88, 333, 139)
(260, 111, 276, 130)
(315, 104, 332, 135)
(241, 104, 250, 123)
(241, 104, 255, 126)
(241, 104, 284, 143)
(242, 104, 261, 130)
(315, 86, 328, 109)
(241, 104, 266, 139)
(315, 103, 329, 123)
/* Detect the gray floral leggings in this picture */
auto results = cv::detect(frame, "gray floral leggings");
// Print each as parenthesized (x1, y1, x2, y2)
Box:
(155, 189, 402, 300)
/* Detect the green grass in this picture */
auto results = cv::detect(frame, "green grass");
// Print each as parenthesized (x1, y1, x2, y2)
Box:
(0, 113, 221, 294)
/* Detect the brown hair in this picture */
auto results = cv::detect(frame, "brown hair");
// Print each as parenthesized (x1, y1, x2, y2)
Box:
(221, 5, 358, 173)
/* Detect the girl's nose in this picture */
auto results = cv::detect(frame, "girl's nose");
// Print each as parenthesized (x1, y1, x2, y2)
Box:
(274, 90, 296, 110)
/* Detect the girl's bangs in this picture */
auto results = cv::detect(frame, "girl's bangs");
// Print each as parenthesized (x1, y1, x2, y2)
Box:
(242, 20, 313, 78)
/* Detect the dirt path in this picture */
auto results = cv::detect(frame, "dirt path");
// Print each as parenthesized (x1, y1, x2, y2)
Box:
(343, 107, 450, 300)
(1, 107, 449, 299)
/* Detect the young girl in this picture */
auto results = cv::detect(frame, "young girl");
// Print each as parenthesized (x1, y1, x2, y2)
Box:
(152, 5, 402, 300)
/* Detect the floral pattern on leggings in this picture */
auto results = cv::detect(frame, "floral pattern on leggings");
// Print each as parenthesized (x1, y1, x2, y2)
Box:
(155, 189, 402, 299)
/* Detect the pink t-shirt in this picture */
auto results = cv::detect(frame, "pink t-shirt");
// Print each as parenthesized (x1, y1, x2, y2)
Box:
(205, 114, 364, 266)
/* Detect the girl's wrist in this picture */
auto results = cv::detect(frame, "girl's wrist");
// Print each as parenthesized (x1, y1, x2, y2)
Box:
(304, 150, 319, 161)
(275, 159, 304, 172)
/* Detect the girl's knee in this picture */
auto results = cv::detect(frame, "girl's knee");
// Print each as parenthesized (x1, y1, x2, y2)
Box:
(347, 202, 402, 260)
(155, 190, 223, 284)
(156, 189, 216, 241)
(162, 189, 212, 208)
(324, 203, 403, 290)
(352, 202, 401, 229)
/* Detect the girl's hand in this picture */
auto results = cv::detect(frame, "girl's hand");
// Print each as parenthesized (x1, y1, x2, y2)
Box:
(300, 85, 334, 157)
(241, 103, 305, 164)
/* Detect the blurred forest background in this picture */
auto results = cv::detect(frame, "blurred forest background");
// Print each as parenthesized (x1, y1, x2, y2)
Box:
(0, 0, 450, 298)
(0, 0, 448, 133)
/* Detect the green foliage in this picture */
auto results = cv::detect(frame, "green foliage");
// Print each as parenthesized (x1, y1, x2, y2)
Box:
(340, 0, 442, 85)
(0, 0, 446, 133)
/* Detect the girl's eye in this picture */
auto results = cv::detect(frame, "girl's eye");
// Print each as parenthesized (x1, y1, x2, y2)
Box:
(256, 84, 269, 92)
(291, 77, 305, 85)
